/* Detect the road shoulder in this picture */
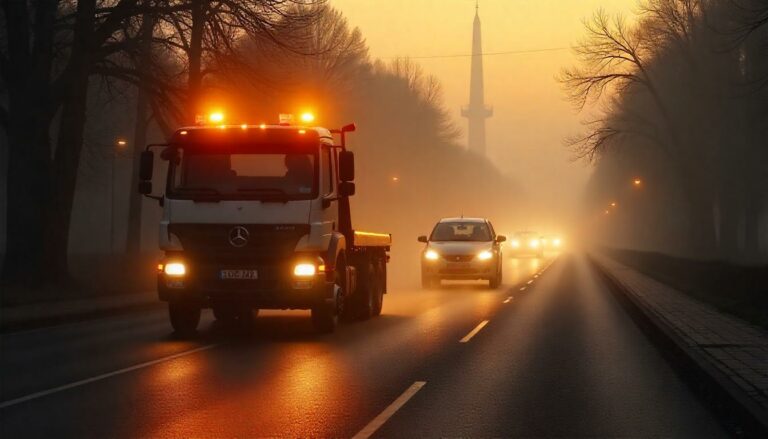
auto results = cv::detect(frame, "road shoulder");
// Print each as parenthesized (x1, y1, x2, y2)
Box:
(590, 253, 768, 437)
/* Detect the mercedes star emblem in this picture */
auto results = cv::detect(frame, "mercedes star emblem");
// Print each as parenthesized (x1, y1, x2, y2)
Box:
(228, 226, 249, 248)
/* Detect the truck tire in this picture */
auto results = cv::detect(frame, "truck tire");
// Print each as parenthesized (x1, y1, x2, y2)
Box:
(371, 261, 384, 317)
(355, 262, 378, 320)
(313, 268, 343, 333)
(311, 302, 338, 333)
(169, 302, 201, 336)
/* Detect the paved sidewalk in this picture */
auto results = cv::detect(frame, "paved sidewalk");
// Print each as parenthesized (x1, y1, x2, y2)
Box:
(0, 291, 158, 332)
(592, 254, 768, 430)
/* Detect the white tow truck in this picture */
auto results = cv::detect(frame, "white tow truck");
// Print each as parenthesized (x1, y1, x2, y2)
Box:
(138, 118, 391, 334)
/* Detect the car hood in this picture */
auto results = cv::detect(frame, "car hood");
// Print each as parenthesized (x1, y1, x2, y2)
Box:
(428, 241, 492, 255)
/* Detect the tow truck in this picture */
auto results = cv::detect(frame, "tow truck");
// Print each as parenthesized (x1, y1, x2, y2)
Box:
(137, 115, 391, 334)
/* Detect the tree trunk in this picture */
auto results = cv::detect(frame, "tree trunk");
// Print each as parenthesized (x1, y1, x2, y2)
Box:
(126, 14, 155, 254)
(1, 0, 57, 284)
(43, 0, 96, 282)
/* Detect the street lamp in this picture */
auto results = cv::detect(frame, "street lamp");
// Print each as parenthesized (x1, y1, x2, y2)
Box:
(633, 178, 642, 187)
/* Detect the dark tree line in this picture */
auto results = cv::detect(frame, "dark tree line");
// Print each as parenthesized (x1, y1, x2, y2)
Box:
(0, 0, 323, 285)
(562, 0, 768, 262)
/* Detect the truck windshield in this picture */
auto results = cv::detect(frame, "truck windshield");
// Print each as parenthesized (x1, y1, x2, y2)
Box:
(430, 222, 491, 242)
(169, 149, 317, 200)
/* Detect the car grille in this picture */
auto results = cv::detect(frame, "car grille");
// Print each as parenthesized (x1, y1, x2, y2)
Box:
(442, 254, 475, 262)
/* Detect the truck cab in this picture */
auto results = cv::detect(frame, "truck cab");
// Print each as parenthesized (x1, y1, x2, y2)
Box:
(138, 121, 390, 334)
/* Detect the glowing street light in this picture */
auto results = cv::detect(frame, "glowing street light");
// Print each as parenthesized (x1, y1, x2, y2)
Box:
(116, 139, 128, 147)
(610, 202, 617, 208)
(633, 178, 643, 187)
(392, 176, 400, 182)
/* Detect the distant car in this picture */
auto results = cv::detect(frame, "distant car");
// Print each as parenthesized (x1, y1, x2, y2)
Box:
(418, 218, 505, 289)
(540, 234, 563, 252)
(509, 231, 543, 258)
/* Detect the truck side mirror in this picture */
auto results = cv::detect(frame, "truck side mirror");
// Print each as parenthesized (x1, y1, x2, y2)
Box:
(138, 181, 152, 195)
(139, 150, 154, 181)
(417, 235, 428, 243)
(496, 235, 507, 243)
(339, 151, 354, 182)
(339, 181, 355, 197)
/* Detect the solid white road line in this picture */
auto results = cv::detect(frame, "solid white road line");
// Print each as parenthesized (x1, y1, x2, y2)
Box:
(460, 320, 489, 343)
(0, 343, 220, 409)
(352, 381, 427, 439)
(503, 297, 513, 304)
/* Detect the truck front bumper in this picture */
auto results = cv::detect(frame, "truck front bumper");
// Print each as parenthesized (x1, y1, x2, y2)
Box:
(157, 257, 334, 310)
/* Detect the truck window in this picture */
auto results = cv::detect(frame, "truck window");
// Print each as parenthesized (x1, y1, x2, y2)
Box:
(170, 149, 318, 199)
(322, 146, 333, 195)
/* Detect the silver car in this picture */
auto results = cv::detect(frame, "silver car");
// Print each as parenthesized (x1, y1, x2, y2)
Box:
(418, 218, 506, 289)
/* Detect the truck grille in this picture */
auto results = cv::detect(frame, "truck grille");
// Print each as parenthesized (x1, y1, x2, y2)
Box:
(169, 223, 310, 260)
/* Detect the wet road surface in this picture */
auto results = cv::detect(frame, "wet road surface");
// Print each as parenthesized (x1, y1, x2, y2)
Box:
(0, 254, 727, 437)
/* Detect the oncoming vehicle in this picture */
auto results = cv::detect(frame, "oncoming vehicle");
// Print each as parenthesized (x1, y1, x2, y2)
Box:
(509, 231, 543, 258)
(540, 234, 563, 252)
(137, 118, 391, 335)
(418, 218, 505, 289)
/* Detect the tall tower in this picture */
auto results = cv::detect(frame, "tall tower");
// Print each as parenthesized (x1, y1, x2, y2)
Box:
(461, 2, 493, 155)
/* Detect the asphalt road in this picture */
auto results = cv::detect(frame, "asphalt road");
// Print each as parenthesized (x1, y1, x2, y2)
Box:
(0, 253, 728, 438)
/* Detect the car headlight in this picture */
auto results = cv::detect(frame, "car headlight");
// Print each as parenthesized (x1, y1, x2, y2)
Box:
(477, 250, 493, 261)
(530, 239, 539, 248)
(511, 240, 520, 248)
(164, 262, 186, 277)
(553, 238, 561, 247)
(293, 263, 316, 277)
(425, 249, 440, 260)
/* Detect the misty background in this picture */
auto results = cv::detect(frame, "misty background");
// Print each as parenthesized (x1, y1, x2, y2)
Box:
(1, 0, 767, 300)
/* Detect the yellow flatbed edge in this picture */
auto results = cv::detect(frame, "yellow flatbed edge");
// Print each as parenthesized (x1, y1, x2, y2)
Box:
(353, 230, 392, 247)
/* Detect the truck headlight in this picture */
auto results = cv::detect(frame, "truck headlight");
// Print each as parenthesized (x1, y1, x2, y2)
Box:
(511, 240, 520, 248)
(530, 239, 539, 248)
(424, 249, 439, 260)
(477, 250, 493, 261)
(293, 263, 316, 277)
(164, 262, 186, 277)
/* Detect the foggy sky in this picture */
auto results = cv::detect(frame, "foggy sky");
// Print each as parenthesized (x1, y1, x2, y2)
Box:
(331, 0, 636, 230)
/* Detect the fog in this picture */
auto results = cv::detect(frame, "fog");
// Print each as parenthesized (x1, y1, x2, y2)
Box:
(2, 0, 767, 292)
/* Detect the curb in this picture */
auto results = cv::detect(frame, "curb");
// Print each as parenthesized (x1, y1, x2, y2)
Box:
(589, 254, 768, 438)
(0, 298, 160, 334)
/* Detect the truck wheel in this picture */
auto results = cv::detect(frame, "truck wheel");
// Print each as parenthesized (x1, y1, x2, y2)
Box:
(313, 271, 342, 333)
(169, 302, 201, 336)
(371, 262, 384, 317)
(356, 262, 378, 320)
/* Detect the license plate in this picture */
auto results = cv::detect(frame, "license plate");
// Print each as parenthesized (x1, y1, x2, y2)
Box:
(220, 269, 258, 280)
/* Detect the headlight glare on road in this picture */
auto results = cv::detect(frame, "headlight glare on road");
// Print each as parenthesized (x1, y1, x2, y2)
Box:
(477, 250, 493, 261)
(164, 262, 186, 277)
(425, 249, 440, 260)
(293, 263, 316, 277)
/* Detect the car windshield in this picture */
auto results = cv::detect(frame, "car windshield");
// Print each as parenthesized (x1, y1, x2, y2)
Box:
(431, 222, 491, 242)
(170, 149, 316, 199)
